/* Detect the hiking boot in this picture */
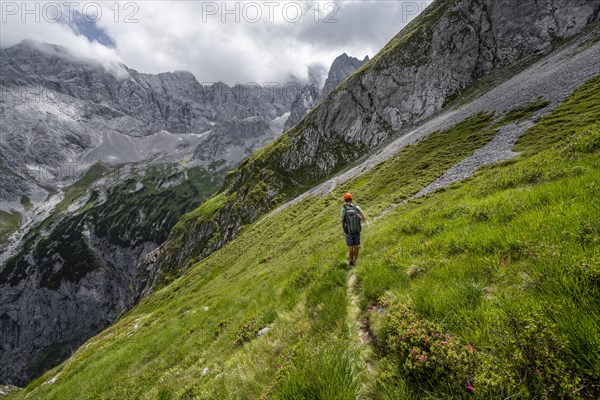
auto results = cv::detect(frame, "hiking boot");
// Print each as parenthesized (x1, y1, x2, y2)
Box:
(348, 259, 355, 266)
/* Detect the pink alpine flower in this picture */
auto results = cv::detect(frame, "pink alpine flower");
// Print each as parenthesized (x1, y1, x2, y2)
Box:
(467, 380, 474, 392)
(465, 344, 476, 352)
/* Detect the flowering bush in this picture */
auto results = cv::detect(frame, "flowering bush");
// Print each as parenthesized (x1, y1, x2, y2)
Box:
(233, 318, 258, 346)
(377, 303, 479, 395)
(499, 313, 583, 399)
(376, 303, 586, 398)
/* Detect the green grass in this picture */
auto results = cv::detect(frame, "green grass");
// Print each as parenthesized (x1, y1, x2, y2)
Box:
(53, 162, 109, 214)
(348, 112, 495, 211)
(20, 195, 33, 211)
(515, 75, 600, 154)
(0, 210, 22, 245)
(10, 76, 600, 399)
(501, 100, 550, 123)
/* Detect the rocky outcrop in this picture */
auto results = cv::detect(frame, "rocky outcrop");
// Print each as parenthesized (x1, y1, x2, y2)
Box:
(0, 231, 144, 385)
(321, 53, 369, 98)
(194, 115, 289, 168)
(283, 84, 320, 131)
(250, 0, 600, 186)
(151, 0, 600, 287)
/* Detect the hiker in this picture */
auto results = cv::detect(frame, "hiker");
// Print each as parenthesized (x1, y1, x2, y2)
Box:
(340, 193, 366, 266)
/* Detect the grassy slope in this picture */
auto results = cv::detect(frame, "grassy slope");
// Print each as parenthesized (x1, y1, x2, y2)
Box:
(11, 77, 600, 399)
(0, 196, 33, 245)
(0, 210, 21, 246)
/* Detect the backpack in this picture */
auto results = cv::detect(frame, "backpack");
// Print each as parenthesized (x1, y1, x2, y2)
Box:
(343, 204, 362, 235)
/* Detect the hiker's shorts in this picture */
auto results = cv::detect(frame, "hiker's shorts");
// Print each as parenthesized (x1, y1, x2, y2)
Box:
(345, 233, 361, 246)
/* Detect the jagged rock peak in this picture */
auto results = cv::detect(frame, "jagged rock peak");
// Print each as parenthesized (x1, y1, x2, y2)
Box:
(321, 53, 369, 97)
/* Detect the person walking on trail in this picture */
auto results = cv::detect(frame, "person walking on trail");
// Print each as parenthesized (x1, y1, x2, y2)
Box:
(340, 193, 366, 266)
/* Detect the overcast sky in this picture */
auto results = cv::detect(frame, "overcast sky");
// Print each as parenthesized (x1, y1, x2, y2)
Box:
(1, 1, 433, 84)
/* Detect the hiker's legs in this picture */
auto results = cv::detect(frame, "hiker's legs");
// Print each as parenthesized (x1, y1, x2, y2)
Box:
(352, 233, 361, 263)
(351, 245, 358, 261)
(345, 234, 361, 264)
(348, 246, 357, 265)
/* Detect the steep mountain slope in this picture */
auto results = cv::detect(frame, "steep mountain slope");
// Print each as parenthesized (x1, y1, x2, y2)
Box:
(0, 160, 226, 386)
(9, 67, 599, 400)
(151, 0, 600, 284)
(282, 83, 321, 132)
(283, 53, 368, 132)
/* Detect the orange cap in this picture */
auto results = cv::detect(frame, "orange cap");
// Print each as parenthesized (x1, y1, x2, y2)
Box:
(344, 193, 352, 201)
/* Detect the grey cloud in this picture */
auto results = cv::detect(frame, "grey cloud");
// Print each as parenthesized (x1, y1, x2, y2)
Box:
(1, 1, 432, 84)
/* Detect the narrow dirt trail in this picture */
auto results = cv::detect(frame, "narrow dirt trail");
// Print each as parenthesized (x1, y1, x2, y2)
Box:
(347, 274, 372, 345)
(346, 270, 376, 397)
(340, 118, 540, 395)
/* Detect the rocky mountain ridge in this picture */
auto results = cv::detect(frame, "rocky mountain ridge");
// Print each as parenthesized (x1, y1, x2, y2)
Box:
(0, 40, 294, 213)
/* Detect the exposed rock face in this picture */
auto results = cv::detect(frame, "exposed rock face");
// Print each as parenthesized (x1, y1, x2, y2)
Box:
(321, 53, 369, 97)
(254, 0, 600, 184)
(0, 233, 150, 385)
(283, 84, 320, 131)
(194, 114, 289, 168)
(0, 161, 225, 386)
(153, 0, 600, 288)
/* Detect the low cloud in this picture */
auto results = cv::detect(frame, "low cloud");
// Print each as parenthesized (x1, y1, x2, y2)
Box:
(0, 1, 432, 84)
